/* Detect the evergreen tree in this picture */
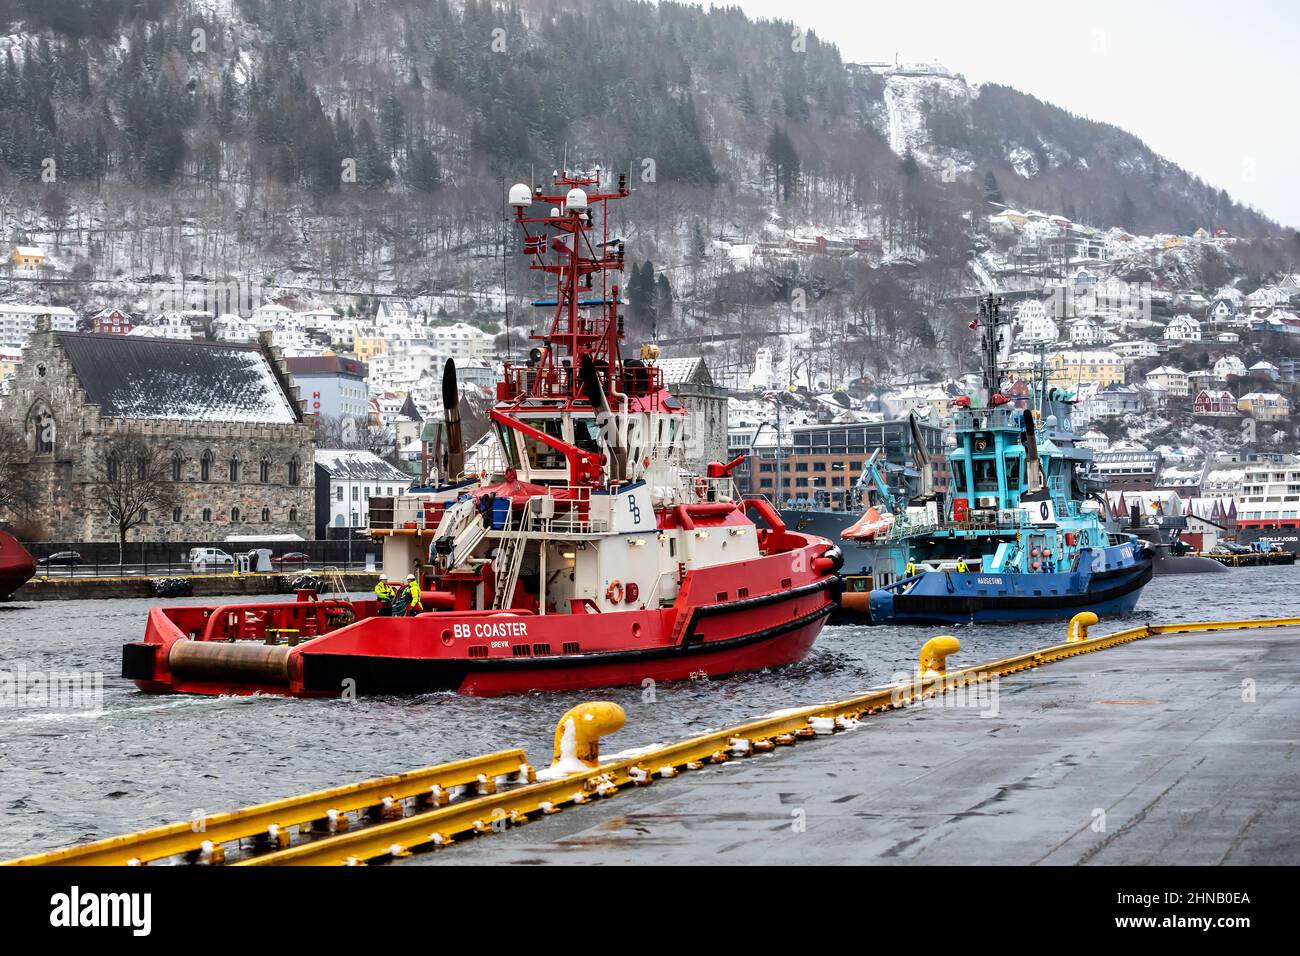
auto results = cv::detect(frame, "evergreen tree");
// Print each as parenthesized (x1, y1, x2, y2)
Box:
(406, 140, 443, 193)
(736, 74, 756, 117)
(982, 170, 1004, 205)
(765, 126, 800, 201)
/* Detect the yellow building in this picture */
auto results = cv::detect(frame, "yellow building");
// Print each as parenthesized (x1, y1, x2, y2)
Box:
(352, 335, 387, 362)
(9, 245, 44, 269)
(1238, 392, 1290, 421)
(1005, 350, 1125, 391)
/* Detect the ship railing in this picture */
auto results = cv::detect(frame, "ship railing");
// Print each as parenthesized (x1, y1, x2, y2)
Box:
(880, 513, 1033, 541)
(521, 486, 611, 535)
(952, 406, 1020, 431)
(679, 475, 739, 505)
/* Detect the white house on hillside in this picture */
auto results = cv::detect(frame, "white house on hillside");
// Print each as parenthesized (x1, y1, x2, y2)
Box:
(1163, 314, 1201, 343)
(1015, 300, 1058, 344)
(1145, 365, 1189, 397)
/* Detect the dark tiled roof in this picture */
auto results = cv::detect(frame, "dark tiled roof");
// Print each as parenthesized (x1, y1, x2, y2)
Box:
(57, 333, 299, 424)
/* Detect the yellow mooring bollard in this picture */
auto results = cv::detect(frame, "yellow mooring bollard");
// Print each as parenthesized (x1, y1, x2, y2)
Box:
(918, 635, 961, 680)
(1068, 611, 1099, 644)
(550, 701, 626, 774)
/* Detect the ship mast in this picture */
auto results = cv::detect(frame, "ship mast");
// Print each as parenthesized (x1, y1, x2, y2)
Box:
(506, 168, 629, 402)
(976, 293, 1008, 405)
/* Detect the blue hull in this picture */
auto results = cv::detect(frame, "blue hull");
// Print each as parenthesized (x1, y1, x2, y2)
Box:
(860, 555, 1153, 626)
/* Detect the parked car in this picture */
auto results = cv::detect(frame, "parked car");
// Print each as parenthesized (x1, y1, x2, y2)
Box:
(271, 552, 311, 566)
(38, 551, 83, 566)
(1210, 543, 1251, 556)
(188, 547, 234, 571)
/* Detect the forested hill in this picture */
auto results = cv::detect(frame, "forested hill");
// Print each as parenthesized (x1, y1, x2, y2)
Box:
(0, 0, 1281, 241)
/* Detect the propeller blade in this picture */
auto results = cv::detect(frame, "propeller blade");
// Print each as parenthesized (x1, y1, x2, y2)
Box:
(442, 358, 464, 480)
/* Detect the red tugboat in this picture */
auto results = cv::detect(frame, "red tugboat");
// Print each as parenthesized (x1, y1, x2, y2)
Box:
(0, 531, 36, 600)
(123, 168, 841, 697)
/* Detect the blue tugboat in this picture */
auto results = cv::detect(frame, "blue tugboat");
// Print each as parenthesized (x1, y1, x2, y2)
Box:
(842, 295, 1152, 625)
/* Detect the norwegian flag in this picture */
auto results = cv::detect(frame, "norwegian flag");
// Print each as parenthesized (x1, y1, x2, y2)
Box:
(968, 317, 980, 331)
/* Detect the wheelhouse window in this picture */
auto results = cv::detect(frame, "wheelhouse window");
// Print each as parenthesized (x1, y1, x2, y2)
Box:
(572, 416, 602, 453)
(519, 417, 566, 471)
(951, 460, 968, 494)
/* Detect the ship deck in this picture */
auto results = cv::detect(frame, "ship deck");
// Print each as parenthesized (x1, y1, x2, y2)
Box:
(410, 623, 1300, 865)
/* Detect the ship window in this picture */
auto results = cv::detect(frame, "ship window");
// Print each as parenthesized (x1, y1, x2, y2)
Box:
(494, 422, 521, 469)
(520, 417, 566, 470)
(973, 458, 998, 492)
(1006, 455, 1023, 487)
(952, 460, 967, 493)
(572, 416, 602, 453)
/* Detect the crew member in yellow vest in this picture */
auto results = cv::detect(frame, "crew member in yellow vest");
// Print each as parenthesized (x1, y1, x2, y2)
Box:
(955, 557, 969, 573)
(905, 559, 918, 578)
(405, 574, 424, 616)
(374, 578, 396, 615)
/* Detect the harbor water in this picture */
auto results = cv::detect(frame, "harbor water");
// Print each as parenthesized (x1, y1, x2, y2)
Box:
(1, 567, 1296, 858)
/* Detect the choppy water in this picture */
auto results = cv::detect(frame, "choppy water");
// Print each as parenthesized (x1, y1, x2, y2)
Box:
(1, 567, 1296, 858)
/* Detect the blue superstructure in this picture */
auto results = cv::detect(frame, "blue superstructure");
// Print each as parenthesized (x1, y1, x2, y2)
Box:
(853, 295, 1151, 625)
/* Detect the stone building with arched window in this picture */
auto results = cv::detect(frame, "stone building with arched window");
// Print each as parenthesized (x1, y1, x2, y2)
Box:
(0, 320, 316, 541)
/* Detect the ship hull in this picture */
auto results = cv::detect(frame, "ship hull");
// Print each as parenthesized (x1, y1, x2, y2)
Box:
(859, 552, 1153, 626)
(123, 538, 837, 697)
(0, 532, 36, 600)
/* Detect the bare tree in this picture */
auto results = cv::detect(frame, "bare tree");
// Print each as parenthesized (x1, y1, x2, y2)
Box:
(90, 436, 176, 563)
(315, 414, 398, 462)
(0, 422, 34, 521)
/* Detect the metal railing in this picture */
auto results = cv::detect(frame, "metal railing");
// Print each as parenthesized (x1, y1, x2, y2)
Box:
(22, 539, 376, 579)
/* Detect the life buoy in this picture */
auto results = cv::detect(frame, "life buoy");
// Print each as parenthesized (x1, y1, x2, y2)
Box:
(606, 580, 624, 604)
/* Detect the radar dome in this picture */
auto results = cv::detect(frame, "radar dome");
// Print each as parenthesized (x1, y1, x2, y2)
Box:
(508, 183, 532, 207)
(565, 187, 588, 211)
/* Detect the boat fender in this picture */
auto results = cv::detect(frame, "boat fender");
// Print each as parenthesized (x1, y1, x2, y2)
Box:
(606, 580, 624, 604)
(822, 545, 844, 573)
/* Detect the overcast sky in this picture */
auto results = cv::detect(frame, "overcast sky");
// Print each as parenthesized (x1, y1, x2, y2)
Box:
(723, 0, 1300, 229)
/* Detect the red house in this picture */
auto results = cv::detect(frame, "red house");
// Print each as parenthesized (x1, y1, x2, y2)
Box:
(1192, 388, 1236, 415)
(90, 308, 133, 335)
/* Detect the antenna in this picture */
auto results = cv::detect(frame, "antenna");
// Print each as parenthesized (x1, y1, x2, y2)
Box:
(502, 177, 510, 364)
